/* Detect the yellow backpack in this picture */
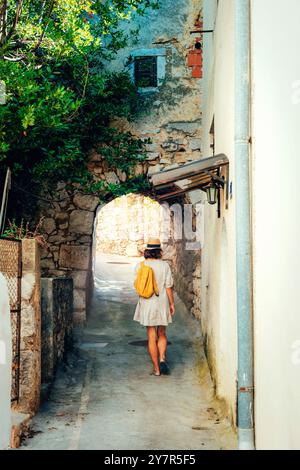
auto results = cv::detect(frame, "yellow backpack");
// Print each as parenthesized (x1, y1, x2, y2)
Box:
(134, 262, 159, 299)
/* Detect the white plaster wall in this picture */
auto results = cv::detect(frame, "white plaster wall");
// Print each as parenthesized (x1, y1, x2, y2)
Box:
(201, 0, 237, 422)
(0, 273, 12, 449)
(107, 0, 202, 128)
(251, 0, 300, 450)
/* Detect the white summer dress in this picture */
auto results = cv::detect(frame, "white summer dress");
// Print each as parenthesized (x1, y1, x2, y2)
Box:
(133, 259, 174, 327)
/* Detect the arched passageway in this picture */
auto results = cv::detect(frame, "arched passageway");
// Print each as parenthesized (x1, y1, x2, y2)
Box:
(22, 194, 235, 450)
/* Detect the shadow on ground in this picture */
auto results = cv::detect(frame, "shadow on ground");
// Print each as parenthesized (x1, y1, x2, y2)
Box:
(21, 254, 236, 450)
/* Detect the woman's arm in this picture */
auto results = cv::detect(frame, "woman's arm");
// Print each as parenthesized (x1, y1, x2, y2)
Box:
(166, 287, 175, 316)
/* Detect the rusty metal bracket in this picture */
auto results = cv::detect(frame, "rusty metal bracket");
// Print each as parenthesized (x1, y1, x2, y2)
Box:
(190, 30, 214, 34)
(239, 386, 255, 393)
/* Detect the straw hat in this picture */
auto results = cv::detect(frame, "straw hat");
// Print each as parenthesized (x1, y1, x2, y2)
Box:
(145, 238, 161, 250)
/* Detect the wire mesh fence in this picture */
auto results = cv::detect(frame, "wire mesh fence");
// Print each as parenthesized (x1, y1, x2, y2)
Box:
(0, 237, 22, 402)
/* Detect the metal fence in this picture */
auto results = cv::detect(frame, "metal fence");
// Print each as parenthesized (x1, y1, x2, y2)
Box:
(0, 237, 22, 402)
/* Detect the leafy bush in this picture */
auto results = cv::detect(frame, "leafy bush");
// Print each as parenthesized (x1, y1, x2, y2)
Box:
(0, 0, 159, 205)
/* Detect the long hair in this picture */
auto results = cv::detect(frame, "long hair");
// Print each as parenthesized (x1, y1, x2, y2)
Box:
(144, 248, 162, 259)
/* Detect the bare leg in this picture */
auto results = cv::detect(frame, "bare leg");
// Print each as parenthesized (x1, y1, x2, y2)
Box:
(147, 327, 160, 375)
(157, 326, 167, 362)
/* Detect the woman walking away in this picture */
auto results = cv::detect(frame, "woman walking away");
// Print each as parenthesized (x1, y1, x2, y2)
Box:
(133, 238, 175, 376)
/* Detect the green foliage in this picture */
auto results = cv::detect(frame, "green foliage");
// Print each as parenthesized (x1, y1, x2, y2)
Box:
(0, 0, 159, 203)
(2, 217, 47, 247)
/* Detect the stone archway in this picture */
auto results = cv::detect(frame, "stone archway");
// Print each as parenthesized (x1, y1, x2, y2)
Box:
(39, 178, 173, 324)
(39, 180, 202, 325)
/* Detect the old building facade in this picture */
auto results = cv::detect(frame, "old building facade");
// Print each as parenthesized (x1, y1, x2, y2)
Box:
(201, 0, 300, 450)
(39, 0, 204, 324)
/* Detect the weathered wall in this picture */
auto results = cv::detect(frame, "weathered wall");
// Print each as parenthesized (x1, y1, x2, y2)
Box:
(172, 239, 201, 320)
(41, 278, 73, 386)
(39, 0, 203, 324)
(17, 239, 41, 417)
(108, 0, 202, 175)
(202, 0, 300, 447)
(201, 0, 237, 424)
(39, 191, 98, 324)
(251, 0, 300, 450)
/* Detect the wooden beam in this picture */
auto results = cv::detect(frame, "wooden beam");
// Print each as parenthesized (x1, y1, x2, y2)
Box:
(150, 154, 229, 188)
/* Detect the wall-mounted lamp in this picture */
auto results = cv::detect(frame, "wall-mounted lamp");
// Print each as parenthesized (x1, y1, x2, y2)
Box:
(204, 175, 225, 206)
(206, 183, 218, 205)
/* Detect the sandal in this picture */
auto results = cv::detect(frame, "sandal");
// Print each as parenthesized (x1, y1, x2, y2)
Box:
(150, 370, 161, 377)
(159, 361, 170, 375)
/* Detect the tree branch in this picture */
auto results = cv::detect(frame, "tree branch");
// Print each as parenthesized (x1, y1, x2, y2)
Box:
(0, 0, 8, 46)
(38, 1, 48, 25)
(3, 53, 26, 62)
(6, 0, 24, 42)
(34, 0, 56, 50)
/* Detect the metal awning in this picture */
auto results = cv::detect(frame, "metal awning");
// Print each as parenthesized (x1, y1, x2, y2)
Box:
(149, 154, 229, 201)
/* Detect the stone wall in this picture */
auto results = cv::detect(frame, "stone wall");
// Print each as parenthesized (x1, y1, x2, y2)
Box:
(173, 241, 201, 320)
(108, 0, 203, 177)
(39, 191, 98, 324)
(16, 239, 41, 417)
(41, 278, 73, 388)
(38, 0, 203, 324)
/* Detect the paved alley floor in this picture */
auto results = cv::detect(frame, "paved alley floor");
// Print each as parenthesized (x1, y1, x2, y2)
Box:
(22, 254, 236, 450)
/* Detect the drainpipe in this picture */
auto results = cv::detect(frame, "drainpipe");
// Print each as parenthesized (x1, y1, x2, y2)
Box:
(234, 0, 255, 450)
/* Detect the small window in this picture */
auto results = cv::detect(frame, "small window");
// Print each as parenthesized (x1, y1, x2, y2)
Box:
(134, 56, 158, 88)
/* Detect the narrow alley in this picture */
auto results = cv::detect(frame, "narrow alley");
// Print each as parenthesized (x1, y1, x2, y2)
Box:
(21, 254, 235, 450)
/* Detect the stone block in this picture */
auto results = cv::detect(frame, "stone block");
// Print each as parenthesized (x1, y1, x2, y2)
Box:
(78, 235, 92, 244)
(140, 128, 160, 135)
(41, 279, 55, 383)
(160, 157, 172, 164)
(190, 138, 202, 151)
(20, 304, 36, 344)
(42, 218, 56, 235)
(21, 273, 36, 301)
(117, 169, 127, 182)
(147, 164, 162, 175)
(73, 193, 99, 212)
(166, 121, 201, 135)
(18, 240, 41, 416)
(161, 142, 178, 152)
(74, 289, 86, 310)
(59, 245, 90, 270)
(69, 210, 94, 235)
(40, 258, 56, 270)
(145, 143, 159, 152)
(22, 239, 40, 273)
(163, 163, 180, 171)
(59, 222, 68, 230)
(104, 171, 119, 184)
(146, 152, 160, 161)
(134, 164, 144, 176)
(175, 153, 188, 163)
(41, 278, 73, 384)
(55, 212, 69, 224)
(18, 350, 41, 416)
(72, 270, 88, 289)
